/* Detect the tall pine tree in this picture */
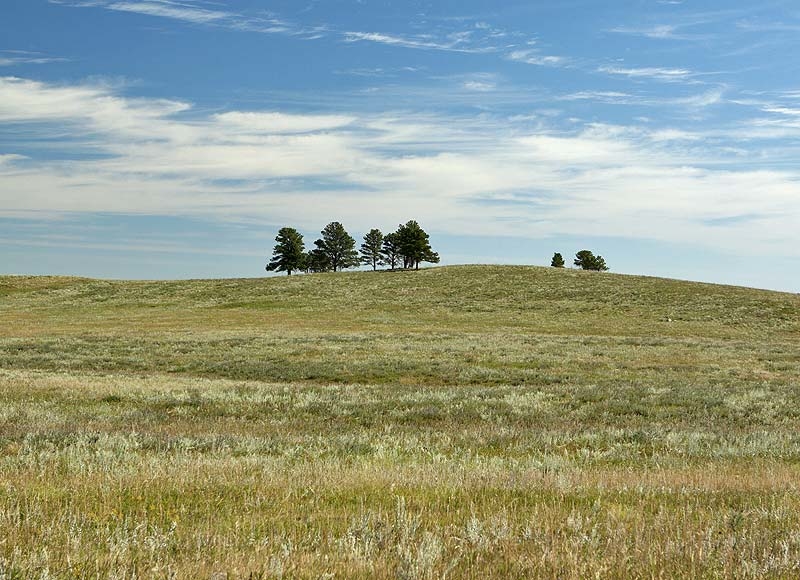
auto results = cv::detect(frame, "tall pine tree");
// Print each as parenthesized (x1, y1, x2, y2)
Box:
(395, 220, 439, 270)
(381, 232, 401, 270)
(315, 222, 359, 272)
(360, 228, 384, 271)
(266, 227, 305, 275)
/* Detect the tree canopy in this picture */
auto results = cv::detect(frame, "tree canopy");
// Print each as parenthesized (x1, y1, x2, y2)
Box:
(574, 250, 609, 271)
(360, 229, 384, 271)
(551, 252, 565, 268)
(266, 227, 305, 276)
(315, 222, 359, 272)
(395, 220, 440, 270)
(381, 232, 401, 270)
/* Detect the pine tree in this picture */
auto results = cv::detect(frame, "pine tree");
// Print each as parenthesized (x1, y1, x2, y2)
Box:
(360, 229, 384, 271)
(381, 232, 401, 270)
(395, 220, 440, 270)
(316, 222, 359, 272)
(574, 250, 609, 271)
(305, 246, 331, 273)
(551, 252, 565, 268)
(266, 227, 305, 276)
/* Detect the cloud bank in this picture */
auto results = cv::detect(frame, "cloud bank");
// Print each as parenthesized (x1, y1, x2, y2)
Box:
(2, 76, 800, 258)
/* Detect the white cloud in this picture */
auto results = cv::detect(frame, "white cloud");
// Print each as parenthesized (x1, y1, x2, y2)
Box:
(610, 24, 682, 39)
(1, 76, 800, 257)
(0, 154, 28, 166)
(598, 66, 693, 81)
(507, 49, 567, 67)
(49, 0, 318, 37)
(561, 91, 632, 102)
(763, 105, 800, 117)
(106, 1, 229, 24)
(676, 88, 725, 108)
(342, 31, 493, 53)
(0, 51, 68, 67)
(607, 23, 709, 41)
(463, 81, 496, 92)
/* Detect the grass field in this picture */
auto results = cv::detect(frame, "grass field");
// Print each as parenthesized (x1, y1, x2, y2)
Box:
(1, 265, 799, 578)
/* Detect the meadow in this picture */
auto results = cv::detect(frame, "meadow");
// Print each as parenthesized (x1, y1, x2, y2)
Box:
(1, 265, 799, 578)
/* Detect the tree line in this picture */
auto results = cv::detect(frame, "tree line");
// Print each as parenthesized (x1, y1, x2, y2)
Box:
(267, 220, 440, 275)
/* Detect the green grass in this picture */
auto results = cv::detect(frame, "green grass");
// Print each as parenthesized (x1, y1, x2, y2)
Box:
(1, 265, 799, 578)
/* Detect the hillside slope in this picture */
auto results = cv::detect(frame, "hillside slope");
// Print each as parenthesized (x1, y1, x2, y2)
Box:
(2, 266, 800, 577)
(1, 265, 798, 386)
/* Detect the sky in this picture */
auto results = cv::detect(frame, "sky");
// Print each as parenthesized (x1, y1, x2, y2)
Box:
(1, 1, 800, 291)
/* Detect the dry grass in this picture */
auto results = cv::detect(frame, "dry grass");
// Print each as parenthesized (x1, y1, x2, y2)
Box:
(1, 266, 799, 578)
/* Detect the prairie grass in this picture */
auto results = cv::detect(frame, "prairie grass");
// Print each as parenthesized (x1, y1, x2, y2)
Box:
(1, 266, 799, 578)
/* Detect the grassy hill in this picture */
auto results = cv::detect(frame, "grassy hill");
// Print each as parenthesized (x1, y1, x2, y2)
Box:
(1, 266, 799, 578)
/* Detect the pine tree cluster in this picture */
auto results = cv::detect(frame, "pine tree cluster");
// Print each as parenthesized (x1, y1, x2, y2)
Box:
(266, 221, 440, 275)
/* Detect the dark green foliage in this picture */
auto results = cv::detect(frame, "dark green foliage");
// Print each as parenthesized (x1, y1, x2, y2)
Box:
(315, 222, 359, 272)
(574, 250, 609, 271)
(395, 220, 440, 270)
(360, 229, 384, 271)
(381, 232, 401, 270)
(551, 252, 565, 268)
(305, 246, 331, 273)
(266, 227, 305, 276)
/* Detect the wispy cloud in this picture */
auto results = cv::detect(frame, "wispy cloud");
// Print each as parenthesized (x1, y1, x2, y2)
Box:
(762, 105, 800, 117)
(105, 1, 229, 24)
(737, 19, 800, 33)
(676, 88, 725, 108)
(598, 66, 694, 82)
(561, 91, 633, 102)
(507, 49, 567, 67)
(342, 31, 495, 53)
(609, 24, 683, 39)
(49, 0, 319, 37)
(0, 50, 68, 67)
(560, 87, 724, 110)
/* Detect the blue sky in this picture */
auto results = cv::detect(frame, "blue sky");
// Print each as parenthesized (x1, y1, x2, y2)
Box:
(2, 0, 800, 291)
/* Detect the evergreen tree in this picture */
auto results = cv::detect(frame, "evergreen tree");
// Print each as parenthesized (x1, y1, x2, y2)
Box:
(305, 245, 331, 273)
(266, 227, 305, 276)
(592, 254, 609, 271)
(574, 249, 609, 271)
(395, 220, 440, 270)
(381, 232, 401, 270)
(316, 221, 359, 272)
(360, 228, 384, 271)
(551, 252, 565, 268)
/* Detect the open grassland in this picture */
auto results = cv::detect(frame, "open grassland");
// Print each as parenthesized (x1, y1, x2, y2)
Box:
(1, 265, 799, 578)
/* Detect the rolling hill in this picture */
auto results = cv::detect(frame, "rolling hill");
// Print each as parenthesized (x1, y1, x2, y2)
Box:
(1, 265, 799, 578)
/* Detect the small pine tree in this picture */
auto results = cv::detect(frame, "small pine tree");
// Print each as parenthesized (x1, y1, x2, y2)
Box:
(360, 229, 384, 271)
(316, 222, 359, 272)
(551, 252, 565, 268)
(266, 227, 305, 276)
